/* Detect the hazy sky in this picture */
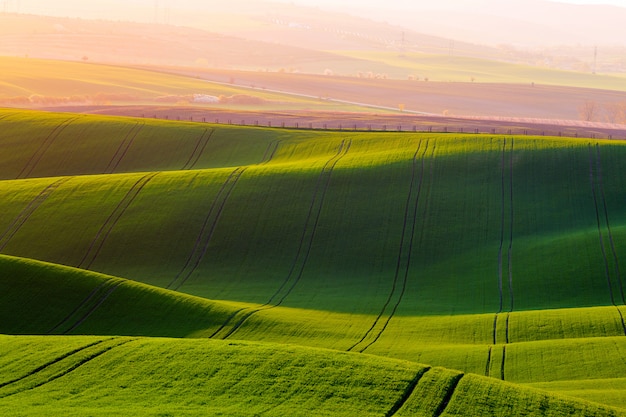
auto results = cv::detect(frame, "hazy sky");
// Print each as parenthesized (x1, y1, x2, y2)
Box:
(277, 0, 626, 9)
(12, 0, 626, 12)
(8, 0, 626, 46)
(9, 0, 626, 19)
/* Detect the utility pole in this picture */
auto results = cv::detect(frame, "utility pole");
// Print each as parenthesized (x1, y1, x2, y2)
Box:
(154, 0, 159, 24)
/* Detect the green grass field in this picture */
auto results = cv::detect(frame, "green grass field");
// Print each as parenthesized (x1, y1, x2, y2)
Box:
(2, 108, 626, 414)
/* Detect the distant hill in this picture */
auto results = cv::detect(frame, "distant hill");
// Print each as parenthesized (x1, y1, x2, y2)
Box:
(5, 0, 625, 74)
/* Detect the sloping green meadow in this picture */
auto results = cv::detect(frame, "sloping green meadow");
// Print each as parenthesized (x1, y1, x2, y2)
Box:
(2, 108, 626, 414)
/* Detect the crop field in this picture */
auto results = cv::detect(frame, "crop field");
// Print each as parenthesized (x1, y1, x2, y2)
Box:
(2, 108, 626, 414)
(334, 51, 626, 90)
(0, 57, 380, 113)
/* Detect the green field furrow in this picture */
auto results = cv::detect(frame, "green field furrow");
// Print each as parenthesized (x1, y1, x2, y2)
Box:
(79, 169, 235, 288)
(526, 378, 626, 410)
(0, 338, 109, 389)
(394, 367, 464, 416)
(180, 128, 213, 170)
(16, 117, 79, 179)
(210, 139, 353, 339)
(104, 121, 145, 174)
(0, 336, 109, 382)
(595, 144, 626, 307)
(168, 167, 247, 291)
(0, 176, 72, 251)
(0, 110, 291, 178)
(47, 278, 123, 335)
(446, 373, 622, 416)
(0, 337, 133, 399)
(0, 255, 242, 337)
(78, 172, 160, 270)
(348, 139, 430, 353)
(0, 174, 165, 267)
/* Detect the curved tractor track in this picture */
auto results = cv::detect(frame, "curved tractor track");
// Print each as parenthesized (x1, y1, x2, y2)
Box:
(492, 138, 515, 346)
(167, 140, 281, 291)
(17, 117, 78, 179)
(166, 166, 247, 291)
(0, 177, 72, 251)
(348, 139, 433, 353)
(588, 143, 626, 334)
(0, 338, 135, 399)
(77, 172, 159, 270)
(210, 139, 352, 340)
(104, 122, 145, 174)
(47, 279, 124, 335)
(181, 128, 214, 171)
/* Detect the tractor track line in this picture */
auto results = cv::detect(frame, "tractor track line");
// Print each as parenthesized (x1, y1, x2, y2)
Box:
(385, 367, 431, 417)
(62, 284, 122, 334)
(507, 139, 515, 314)
(105, 122, 144, 174)
(0, 338, 135, 399)
(505, 139, 515, 344)
(493, 139, 506, 345)
(171, 141, 282, 292)
(416, 143, 437, 249)
(182, 128, 213, 170)
(167, 167, 247, 291)
(505, 313, 511, 344)
(485, 346, 493, 377)
(433, 374, 465, 417)
(497, 139, 507, 314)
(589, 144, 620, 309)
(359, 140, 433, 353)
(589, 145, 626, 334)
(0, 339, 109, 389)
(348, 140, 427, 352)
(17, 117, 77, 179)
(47, 278, 118, 334)
(213, 140, 351, 339)
(0, 177, 72, 251)
(78, 172, 159, 270)
(267, 139, 351, 306)
(500, 345, 507, 380)
(494, 138, 515, 345)
(259, 140, 282, 165)
(595, 144, 625, 305)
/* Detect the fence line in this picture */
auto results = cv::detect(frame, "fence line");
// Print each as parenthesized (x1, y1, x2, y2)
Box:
(140, 114, 624, 140)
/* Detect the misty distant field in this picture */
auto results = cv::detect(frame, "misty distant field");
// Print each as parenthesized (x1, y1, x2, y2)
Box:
(0, 57, 382, 113)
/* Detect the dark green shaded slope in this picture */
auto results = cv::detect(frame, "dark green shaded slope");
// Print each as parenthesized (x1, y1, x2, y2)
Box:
(0, 254, 239, 337)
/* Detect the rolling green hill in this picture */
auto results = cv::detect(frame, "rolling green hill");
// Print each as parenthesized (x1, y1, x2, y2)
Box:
(0, 332, 620, 416)
(2, 108, 626, 414)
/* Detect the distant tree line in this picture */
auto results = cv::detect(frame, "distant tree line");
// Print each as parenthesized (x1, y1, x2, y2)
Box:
(579, 100, 626, 123)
